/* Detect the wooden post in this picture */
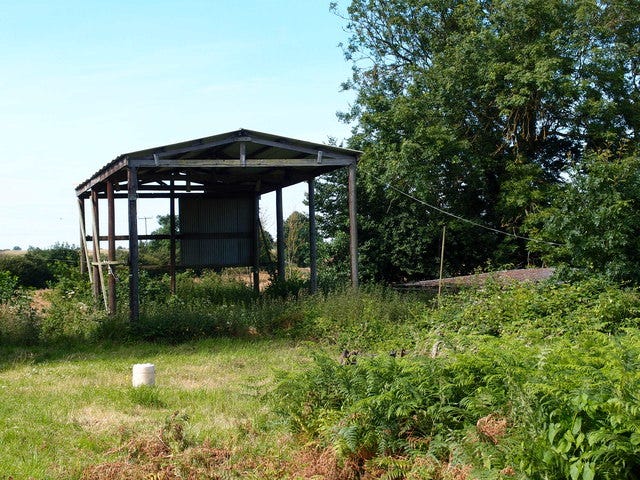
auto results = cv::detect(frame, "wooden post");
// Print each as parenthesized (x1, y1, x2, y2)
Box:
(128, 166, 140, 323)
(91, 189, 108, 310)
(78, 197, 87, 276)
(169, 178, 176, 295)
(253, 193, 260, 293)
(438, 225, 446, 307)
(91, 189, 101, 302)
(276, 187, 285, 282)
(308, 179, 318, 293)
(107, 181, 117, 315)
(348, 161, 359, 288)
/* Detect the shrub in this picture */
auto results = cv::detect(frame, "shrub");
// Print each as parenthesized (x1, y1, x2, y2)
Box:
(424, 277, 640, 339)
(530, 150, 640, 285)
(0, 244, 80, 289)
(0, 288, 40, 346)
(271, 332, 640, 479)
(36, 266, 116, 343)
(0, 254, 51, 289)
(263, 272, 307, 299)
(292, 285, 426, 351)
(0, 270, 19, 303)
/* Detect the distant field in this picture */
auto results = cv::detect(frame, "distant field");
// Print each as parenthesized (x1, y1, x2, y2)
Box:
(0, 249, 27, 256)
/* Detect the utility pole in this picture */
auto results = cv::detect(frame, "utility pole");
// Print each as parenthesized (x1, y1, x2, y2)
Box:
(138, 216, 152, 245)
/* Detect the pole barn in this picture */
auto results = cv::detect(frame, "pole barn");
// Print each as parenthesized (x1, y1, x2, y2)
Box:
(75, 129, 360, 322)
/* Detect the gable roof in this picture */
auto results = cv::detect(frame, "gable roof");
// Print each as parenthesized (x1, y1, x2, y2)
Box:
(76, 128, 361, 197)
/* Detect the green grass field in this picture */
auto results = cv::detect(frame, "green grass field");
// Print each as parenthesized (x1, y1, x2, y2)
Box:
(0, 338, 309, 479)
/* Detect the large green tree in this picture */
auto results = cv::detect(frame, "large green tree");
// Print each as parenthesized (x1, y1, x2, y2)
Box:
(320, 0, 639, 282)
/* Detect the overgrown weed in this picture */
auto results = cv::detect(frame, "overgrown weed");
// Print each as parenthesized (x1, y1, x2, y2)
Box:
(270, 279, 640, 479)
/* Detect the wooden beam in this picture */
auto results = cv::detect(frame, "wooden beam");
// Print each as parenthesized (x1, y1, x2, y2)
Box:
(253, 194, 260, 293)
(75, 157, 127, 196)
(153, 135, 243, 158)
(91, 190, 109, 310)
(91, 190, 101, 302)
(169, 178, 176, 295)
(107, 181, 117, 315)
(240, 142, 246, 167)
(128, 166, 140, 324)
(276, 188, 285, 282)
(308, 179, 318, 293)
(128, 157, 353, 168)
(247, 137, 356, 161)
(78, 197, 88, 277)
(348, 161, 359, 289)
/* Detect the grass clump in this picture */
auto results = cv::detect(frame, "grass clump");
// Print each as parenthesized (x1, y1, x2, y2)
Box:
(129, 386, 165, 408)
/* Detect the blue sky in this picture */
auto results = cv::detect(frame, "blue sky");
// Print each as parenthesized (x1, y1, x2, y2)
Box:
(0, 1, 355, 249)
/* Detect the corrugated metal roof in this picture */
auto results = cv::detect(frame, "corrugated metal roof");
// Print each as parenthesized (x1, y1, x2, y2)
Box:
(76, 128, 361, 196)
(396, 268, 556, 290)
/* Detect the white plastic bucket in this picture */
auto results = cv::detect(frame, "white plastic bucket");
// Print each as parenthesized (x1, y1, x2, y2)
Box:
(132, 363, 156, 387)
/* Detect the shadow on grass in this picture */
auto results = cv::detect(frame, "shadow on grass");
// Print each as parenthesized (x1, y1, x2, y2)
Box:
(0, 336, 287, 373)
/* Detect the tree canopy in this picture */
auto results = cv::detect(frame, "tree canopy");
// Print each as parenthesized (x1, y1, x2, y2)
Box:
(284, 211, 310, 269)
(319, 0, 640, 282)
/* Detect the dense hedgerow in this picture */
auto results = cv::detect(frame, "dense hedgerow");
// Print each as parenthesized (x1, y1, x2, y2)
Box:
(0, 244, 79, 289)
(424, 277, 640, 339)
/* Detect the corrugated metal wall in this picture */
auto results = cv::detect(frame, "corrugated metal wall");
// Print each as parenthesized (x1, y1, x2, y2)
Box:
(179, 197, 254, 267)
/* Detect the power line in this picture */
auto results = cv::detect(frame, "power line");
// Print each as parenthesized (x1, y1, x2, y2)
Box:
(371, 175, 562, 247)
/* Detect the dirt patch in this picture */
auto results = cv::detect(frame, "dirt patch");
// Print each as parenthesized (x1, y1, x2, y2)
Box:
(476, 414, 508, 445)
(69, 406, 142, 435)
(289, 445, 359, 480)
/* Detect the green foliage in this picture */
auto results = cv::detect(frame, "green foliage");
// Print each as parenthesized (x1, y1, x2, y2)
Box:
(0, 271, 40, 346)
(171, 270, 257, 306)
(426, 277, 640, 339)
(263, 271, 308, 300)
(139, 214, 178, 266)
(271, 279, 640, 478)
(4, 255, 640, 478)
(293, 285, 422, 351)
(0, 243, 79, 288)
(272, 331, 640, 479)
(40, 268, 110, 343)
(530, 149, 640, 284)
(318, 0, 640, 282)
(284, 211, 310, 268)
(0, 271, 19, 304)
(0, 253, 51, 289)
(0, 291, 39, 346)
